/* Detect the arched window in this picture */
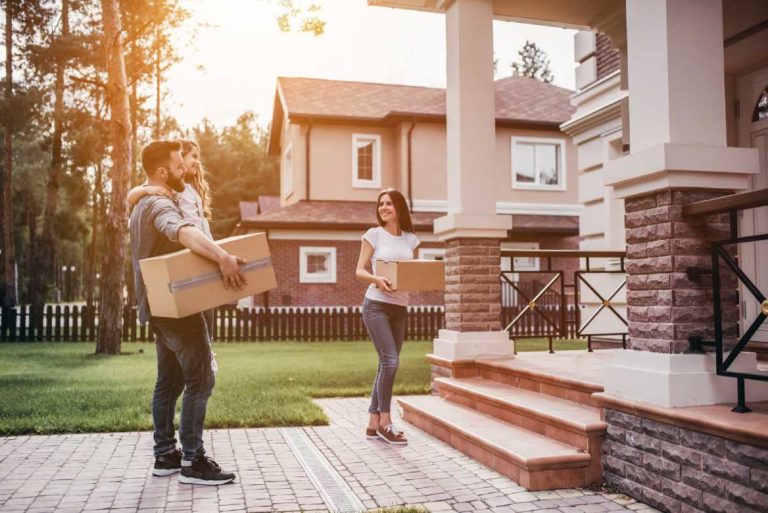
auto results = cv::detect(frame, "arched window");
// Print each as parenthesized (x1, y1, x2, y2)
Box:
(753, 87, 768, 122)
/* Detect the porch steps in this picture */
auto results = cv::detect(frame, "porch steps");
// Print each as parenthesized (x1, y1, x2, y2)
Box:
(475, 356, 605, 407)
(398, 395, 593, 490)
(433, 377, 606, 451)
(400, 353, 610, 489)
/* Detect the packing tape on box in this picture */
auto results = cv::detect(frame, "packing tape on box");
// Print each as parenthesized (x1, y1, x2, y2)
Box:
(167, 256, 272, 293)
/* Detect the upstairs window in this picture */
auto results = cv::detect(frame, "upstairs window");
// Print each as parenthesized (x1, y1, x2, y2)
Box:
(352, 134, 381, 188)
(511, 137, 566, 191)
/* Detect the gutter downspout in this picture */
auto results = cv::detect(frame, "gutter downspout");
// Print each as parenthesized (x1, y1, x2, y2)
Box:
(305, 121, 313, 201)
(407, 120, 416, 212)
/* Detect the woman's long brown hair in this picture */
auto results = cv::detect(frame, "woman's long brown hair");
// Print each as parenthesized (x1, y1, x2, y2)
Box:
(179, 140, 212, 221)
(376, 188, 414, 233)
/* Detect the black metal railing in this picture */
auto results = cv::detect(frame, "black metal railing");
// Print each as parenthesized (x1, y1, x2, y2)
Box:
(500, 250, 627, 353)
(683, 188, 768, 413)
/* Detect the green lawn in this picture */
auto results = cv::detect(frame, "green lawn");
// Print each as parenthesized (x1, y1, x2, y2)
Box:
(0, 337, 585, 436)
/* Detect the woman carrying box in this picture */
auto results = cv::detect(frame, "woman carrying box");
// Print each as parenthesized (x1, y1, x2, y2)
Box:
(355, 188, 419, 445)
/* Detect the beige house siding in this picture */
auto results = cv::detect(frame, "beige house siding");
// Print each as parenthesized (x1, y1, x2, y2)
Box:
(284, 119, 578, 210)
(411, 122, 448, 202)
(495, 127, 579, 206)
(287, 123, 400, 204)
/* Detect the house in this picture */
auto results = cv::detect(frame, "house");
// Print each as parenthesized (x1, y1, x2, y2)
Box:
(363, 0, 768, 508)
(236, 75, 582, 307)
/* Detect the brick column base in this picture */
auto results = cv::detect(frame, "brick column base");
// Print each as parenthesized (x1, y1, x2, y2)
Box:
(444, 238, 501, 332)
(625, 189, 739, 353)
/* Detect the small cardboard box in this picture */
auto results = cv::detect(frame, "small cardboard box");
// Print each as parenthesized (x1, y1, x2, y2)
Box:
(375, 259, 446, 291)
(139, 232, 277, 319)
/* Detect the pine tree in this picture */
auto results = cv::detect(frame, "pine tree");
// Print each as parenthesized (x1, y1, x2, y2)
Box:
(96, 0, 132, 355)
(510, 40, 554, 84)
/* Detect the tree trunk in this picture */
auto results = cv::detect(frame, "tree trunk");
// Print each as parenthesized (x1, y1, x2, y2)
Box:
(153, 39, 161, 139)
(36, 0, 70, 313)
(96, 0, 132, 355)
(26, 190, 42, 333)
(125, 82, 138, 310)
(2, 0, 18, 308)
(84, 163, 101, 311)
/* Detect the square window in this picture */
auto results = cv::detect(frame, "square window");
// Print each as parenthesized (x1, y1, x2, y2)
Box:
(511, 137, 565, 190)
(299, 247, 336, 283)
(352, 134, 381, 188)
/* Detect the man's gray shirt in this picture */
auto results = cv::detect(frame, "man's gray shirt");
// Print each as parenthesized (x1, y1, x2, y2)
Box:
(130, 195, 194, 324)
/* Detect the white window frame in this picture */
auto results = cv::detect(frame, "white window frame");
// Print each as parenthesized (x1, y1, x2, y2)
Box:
(283, 143, 293, 198)
(501, 242, 540, 273)
(418, 248, 446, 261)
(299, 246, 337, 283)
(511, 136, 566, 191)
(351, 133, 382, 189)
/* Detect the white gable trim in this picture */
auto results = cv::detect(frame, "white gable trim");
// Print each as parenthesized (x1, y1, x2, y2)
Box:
(411, 199, 583, 216)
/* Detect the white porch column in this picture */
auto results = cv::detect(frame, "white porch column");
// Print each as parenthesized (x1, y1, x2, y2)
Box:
(433, 0, 513, 362)
(436, 0, 511, 238)
(604, 0, 758, 196)
(602, 0, 768, 408)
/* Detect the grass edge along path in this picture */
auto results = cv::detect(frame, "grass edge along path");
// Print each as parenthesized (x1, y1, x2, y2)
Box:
(0, 338, 586, 436)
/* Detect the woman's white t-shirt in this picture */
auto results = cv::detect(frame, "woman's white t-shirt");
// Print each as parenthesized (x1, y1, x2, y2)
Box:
(179, 183, 212, 240)
(362, 226, 420, 306)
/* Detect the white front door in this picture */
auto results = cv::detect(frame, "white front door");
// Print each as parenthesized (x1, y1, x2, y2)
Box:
(737, 67, 768, 344)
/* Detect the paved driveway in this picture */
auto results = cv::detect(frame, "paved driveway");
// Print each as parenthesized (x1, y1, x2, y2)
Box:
(0, 397, 655, 513)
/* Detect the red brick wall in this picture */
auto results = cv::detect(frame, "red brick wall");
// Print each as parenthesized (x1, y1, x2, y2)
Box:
(596, 33, 620, 80)
(254, 234, 578, 308)
(254, 238, 446, 307)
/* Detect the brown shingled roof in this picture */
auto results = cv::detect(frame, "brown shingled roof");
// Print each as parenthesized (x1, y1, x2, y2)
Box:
(278, 75, 574, 125)
(236, 199, 577, 236)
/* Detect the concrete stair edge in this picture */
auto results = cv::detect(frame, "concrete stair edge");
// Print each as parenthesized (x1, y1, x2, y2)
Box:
(398, 395, 591, 472)
(434, 376, 607, 436)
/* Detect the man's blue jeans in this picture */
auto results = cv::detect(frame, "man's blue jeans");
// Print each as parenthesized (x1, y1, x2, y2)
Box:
(362, 298, 406, 414)
(150, 313, 215, 461)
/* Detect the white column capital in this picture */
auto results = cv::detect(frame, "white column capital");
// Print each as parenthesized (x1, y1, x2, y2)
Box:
(607, 0, 758, 197)
(604, 143, 759, 199)
(433, 213, 512, 241)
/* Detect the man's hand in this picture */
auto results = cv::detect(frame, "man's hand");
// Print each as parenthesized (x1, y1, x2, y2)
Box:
(219, 253, 247, 290)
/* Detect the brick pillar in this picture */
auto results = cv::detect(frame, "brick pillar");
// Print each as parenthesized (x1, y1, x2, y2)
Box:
(625, 188, 739, 353)
(444, 238, 501, 332)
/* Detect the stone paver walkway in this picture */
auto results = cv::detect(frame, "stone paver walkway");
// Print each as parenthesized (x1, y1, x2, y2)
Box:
(0, 397, 656, 513)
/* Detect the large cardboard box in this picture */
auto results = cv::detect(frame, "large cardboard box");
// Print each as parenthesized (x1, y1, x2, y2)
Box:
(375, 259, 445, 291)
(139, 233, 277, 319)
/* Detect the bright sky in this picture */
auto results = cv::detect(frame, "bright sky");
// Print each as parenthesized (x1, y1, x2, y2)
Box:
(166, 0, 576, 130)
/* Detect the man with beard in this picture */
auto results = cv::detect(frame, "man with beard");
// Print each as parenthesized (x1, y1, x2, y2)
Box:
(129, 140, 244, 485)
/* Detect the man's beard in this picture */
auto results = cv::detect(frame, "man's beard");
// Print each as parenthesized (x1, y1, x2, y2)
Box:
(167, 173, 185, 193)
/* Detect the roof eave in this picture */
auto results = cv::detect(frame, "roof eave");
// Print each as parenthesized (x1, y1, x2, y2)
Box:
(267, 80, 289, 157)
(239, 220, 436, 231)
(286, 111, 566, 130)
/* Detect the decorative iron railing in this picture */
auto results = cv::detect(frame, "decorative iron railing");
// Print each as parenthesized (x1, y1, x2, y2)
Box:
(500, 250, 627, 352)
(683, 188, 768, 413)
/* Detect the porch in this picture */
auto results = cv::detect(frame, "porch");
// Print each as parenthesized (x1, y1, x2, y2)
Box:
(401, 348, 768, 494)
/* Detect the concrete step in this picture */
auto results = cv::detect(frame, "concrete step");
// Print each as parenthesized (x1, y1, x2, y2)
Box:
(434, 377, 606, 453)
(398, 395, 598, 490)
(474, 356, 605, 407)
